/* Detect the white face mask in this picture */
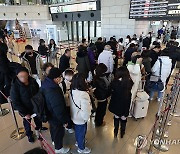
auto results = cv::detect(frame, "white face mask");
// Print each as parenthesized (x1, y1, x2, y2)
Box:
(65, 75, 73, 82)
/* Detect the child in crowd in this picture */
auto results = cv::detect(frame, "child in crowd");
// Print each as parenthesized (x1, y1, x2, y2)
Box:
(63, 69, 75, 134)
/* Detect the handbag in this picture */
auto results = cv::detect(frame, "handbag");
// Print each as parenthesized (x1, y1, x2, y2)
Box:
(148, 59, 164, 91)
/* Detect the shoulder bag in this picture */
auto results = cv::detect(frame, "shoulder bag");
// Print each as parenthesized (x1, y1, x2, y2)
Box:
(148, 59, 164, 91)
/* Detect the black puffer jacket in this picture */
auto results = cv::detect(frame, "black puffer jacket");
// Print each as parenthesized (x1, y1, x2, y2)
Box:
(38, 45, 49, 56)
(59, 54, 70, 73)
(109, 79, 133, 117)
(93, 75, 110, 100)
(76, 46, 91, 78)
(10, 77, 39, 116)
(41, 77, 69, 125)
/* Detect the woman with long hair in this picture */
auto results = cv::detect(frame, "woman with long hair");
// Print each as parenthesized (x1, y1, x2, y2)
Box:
(48, 39, 57, 64)
(109, 66, 133, 138)
(70, 73, 92, 154)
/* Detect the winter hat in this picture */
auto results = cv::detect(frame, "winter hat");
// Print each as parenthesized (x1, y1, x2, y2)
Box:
(48, 68, 62, 79)
(16, 67, 29, 75)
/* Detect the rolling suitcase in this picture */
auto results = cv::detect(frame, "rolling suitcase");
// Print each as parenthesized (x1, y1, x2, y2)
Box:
(132, 80, 150, 120)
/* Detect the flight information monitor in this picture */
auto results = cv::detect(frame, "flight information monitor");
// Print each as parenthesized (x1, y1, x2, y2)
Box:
(129, 0, 180, 19)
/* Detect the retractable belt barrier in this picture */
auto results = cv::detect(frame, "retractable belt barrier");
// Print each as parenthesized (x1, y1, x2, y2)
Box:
(135, 72, 180, 154)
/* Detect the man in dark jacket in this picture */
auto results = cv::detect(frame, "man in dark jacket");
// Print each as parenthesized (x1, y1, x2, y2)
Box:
(123, 43, 136, 66)
(150, 43, 161, 67)
(10, 67, 47, 143)
(41, 68, 70, 154)
(59, 49, 71, 73)
(143, 36, 151, 49)
(95, 37, 105, 58)
(76, 45, 91, 78)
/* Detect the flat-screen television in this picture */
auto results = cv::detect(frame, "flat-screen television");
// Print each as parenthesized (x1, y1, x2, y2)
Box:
(129, 0, 180, 20)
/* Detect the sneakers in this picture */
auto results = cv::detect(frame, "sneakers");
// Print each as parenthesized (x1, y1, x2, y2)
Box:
(75, 139, 87, 147)
(157, 98, 161, 102)
(67, 128, 74, 134)
(65, 128, 74, 134)
(149, 97, 153, 101)
(55, 147, 70, 154)
(77, 147, 91, 154)
(28, 135, 35, 143)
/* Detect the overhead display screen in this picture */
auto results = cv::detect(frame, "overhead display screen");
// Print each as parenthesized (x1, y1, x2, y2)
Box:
(129, 0, 180, 19)
(50, 2, 96, 14)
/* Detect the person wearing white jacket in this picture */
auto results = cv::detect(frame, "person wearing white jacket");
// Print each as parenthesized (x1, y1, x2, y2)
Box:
(150, 50, 172, 102)
(70, 73, 92, 154)
(127, 53, 143, 115)
(98, 45, 114, 74)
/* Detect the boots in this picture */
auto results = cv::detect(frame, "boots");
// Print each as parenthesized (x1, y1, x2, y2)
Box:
(114, 117, 120, 138)
(120, 119, 127, 138)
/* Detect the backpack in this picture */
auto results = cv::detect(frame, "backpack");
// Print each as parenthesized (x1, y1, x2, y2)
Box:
(31, 91, 48, 123)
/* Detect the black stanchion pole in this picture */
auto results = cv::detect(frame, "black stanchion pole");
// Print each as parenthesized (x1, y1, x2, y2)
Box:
(7, 97, 26, 140)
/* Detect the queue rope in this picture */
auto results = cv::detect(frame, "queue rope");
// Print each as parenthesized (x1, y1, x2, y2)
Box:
(0, 91, 55, 154)
(136, 103, 171, 152)
(138, 73, 180, 153)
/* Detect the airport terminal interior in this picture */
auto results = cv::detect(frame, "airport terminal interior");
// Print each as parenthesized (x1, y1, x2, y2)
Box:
(0, 0, 180, 154)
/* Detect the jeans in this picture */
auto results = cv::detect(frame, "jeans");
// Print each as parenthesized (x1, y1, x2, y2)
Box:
(150, 90, 163, 100)
(74, 123, 87, 150)
(49, 122, 65, 150)
(23, 117, 42, 137)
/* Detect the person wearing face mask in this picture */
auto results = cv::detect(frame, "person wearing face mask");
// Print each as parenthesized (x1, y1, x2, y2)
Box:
(41, 68, 70, 154)
(63, 69, 75, 134)
(20, 45, 43, 86)
(10, 67, 48, 143)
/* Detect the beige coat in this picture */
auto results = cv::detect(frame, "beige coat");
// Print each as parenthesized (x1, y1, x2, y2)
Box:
(21, 52, 43, 80)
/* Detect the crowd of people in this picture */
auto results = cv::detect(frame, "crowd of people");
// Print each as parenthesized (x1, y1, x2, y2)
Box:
(0, 28, 180, 154)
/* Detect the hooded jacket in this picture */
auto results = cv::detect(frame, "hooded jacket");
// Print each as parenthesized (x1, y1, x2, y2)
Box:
(98, 50, 114, 73)
(152, 56, 172, 83)
(10, 77, 39, 116)
(41, 77, 69, 125)
(70, 89, 92, 125)
(21, 51, 43, 79)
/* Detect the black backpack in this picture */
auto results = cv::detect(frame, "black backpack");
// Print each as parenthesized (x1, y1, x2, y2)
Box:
(31, 91, 48, 123)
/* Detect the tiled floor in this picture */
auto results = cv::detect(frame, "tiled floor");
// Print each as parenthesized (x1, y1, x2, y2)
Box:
(0, 40, 180, 154)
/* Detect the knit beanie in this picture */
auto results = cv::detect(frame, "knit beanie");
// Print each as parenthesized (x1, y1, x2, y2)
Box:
(16, 67, 29, 75)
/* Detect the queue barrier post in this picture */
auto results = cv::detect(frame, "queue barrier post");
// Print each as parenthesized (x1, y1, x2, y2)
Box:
(0, 91, 26, 140)
(7, 97, 26, 140)
(0, 104, 10, 116)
